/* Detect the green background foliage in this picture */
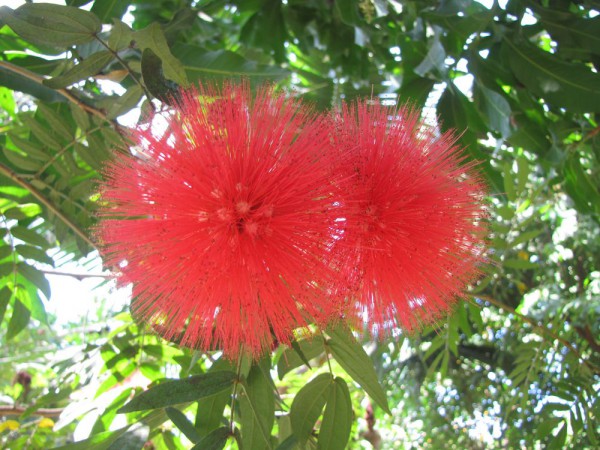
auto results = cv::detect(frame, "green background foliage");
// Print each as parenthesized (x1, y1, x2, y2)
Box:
(0, 0, 599, 448)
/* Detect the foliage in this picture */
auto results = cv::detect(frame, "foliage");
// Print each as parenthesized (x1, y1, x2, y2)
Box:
(0, 0, 599, 449)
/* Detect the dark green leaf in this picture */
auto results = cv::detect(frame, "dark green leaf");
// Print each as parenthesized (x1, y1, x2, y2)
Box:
(290, 373, 331, 445)
(6, 298, 30, 339)
(317, 378, 353, 450)
(44, 51, 113, 89)
(118, 371, 236, 413)
(91, 0, 129, 24)
(18, 263, 51, 307)
(3, 148, 43, 171)
(0, 286, 13, 324)
(504, 38, 600, 113)
(106, 85, 143, 120)
(172, 44, 289, 84)
(166, 407, 201, 444)
(107, 20, 132, 51)
(141, 48, 179, 104)
(0, 3, 101, 48)
(239, 357, 275, 450)
(190, 427, 230, 450)
(414, 38, 446, 77)
(278, 336, 325, 380)
(106, 424, 150, 450)
(134, 23, 188, 85)
(326, 325, 390, 414)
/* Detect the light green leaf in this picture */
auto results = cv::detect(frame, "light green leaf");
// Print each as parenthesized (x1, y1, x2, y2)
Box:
(326, 325, 391, 414)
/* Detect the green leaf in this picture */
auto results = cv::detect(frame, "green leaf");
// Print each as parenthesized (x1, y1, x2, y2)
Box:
(106, 85, 143, 120)
(118, 371, 236, 413)
(317, 378, 353, 450)
(0, 3, 101, 48)
(106, 424, 150, 450)
(107, 20, 132, 52)
(0, 286, 13, 324)
(326, 325, 391, 414)
(239, 357, 275, 450)
(166, 407, 201, 444)
(10, 226, 50, 249)
(190, 427, 230, 450)
(17, 263, 51, 299)
(172, 44, 289, 84)
(503, 38, 600, 113)
(4, 203, 42, 220)
(15, 244, 54, 266)
(474, 84, 512, 138)
(195, 358, 234, 436)
(6, 298, 30, 339)
(290, 373, 331, 445)
(44, 51, 113, 89)
(141, 48, 179, 103)
(6, 133, 49, 161)
(511, 229, 543, 248)
(3, 147, 43, 171)
(91, 0, 129, 24)
(414, 38, 446, 77)
(133, 23, 188, 86)
(278, 336, 325, 380)
(563, 153, 600, 216)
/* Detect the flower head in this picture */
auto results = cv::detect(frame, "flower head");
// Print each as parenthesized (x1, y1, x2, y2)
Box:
(97, 83, 342, 358)
(332, 101, 487, 333)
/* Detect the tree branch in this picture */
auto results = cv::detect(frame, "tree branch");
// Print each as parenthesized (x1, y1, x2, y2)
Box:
(0, 162, 96, 250)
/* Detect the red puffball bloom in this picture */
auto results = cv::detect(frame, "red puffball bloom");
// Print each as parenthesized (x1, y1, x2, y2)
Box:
(97, 83, 342, 359)
(332, 101, 487, 333)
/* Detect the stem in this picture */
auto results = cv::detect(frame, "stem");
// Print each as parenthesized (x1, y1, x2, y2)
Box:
(0, 405, 63, 418)
(38, 268, 112, 279)
(0, 162, 96, 249)
(34, 126, 103, 177)
(230, 352, 244, 434)
(93, 36, 156, 111)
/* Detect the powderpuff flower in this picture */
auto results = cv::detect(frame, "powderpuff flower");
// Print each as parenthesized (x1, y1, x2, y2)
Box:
(97, 83, 343, 359)
(332, 101, 487, 333)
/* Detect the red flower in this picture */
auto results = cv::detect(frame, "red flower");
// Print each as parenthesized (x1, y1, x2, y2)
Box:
(97, 83, 342, 358)
(332, 101, 487, 333)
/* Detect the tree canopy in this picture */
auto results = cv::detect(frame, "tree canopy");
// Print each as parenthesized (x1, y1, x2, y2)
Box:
(0, 0, 599, 449)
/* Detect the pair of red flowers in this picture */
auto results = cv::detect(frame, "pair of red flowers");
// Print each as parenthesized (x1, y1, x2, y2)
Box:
(98, 83, 486, 359)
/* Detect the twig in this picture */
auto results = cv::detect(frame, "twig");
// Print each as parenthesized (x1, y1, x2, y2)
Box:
(0, 60, 107, 122)
(0, 405, 63, 418)
(37, 268, 113, 280)
(473, 294, 600, 375)
(0, 162, 96, 249)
